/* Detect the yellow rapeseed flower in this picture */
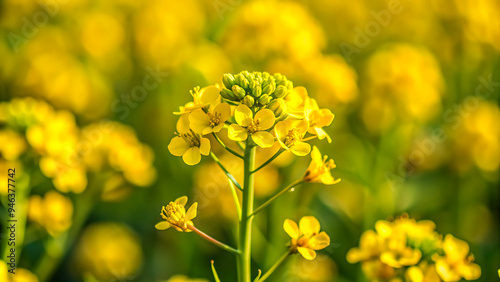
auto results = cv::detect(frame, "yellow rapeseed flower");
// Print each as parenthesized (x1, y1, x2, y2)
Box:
(168, 126, 210, 165)
(228, 105, 275, 148)
(283, 216, 330, 260)
(155, 196, 198, 232)
(303, 146, 340, 185)
(304, 98, 334, 143)
(433, 234, 481, 281)
(274, 119, 311, 156)
(189, 102, 231, 135)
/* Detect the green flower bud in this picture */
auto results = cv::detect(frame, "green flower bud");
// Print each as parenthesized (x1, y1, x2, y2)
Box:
(222, 73, 236, 89)
(242, 95, 255, 107)
(232, 85, 246, 100)
(286, 80, 293, 91)
(235, 74, 249, 90)
(267, 98, 287, 118)
(220, 88, 238, 101)
(258, 94, 272, 105)
(252, 86, 262, 98)
(262, 83, 275, 96)
(273, 85, 288, 98)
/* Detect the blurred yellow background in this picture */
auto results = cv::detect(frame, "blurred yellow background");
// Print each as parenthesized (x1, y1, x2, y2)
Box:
(0, 0, 499, 281)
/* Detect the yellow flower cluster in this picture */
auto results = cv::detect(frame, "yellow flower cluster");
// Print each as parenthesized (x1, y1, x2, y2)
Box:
(347, 214, 481, 281)
(168, 71, 335, 165)
(28, 191, 73, 237)
(0, 97, 156, 194)
(362, 44, 444, 134)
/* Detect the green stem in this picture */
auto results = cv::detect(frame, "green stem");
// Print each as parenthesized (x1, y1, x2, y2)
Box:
(213, 133, 244, 159)
(251, 149, 284, 174)
(189, 225, 240, 255)
(250, 180, 303, 218)
(210, 152, 243, 191)
(258, 250, 291, 282)
(238, 140, 256, 282)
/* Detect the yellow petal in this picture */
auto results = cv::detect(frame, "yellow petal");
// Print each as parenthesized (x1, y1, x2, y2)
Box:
(307, 231, 330, 250)
(458, 261, 481, 280)
(274, 121, 289, 143)
(228, 124, 248, 141)
(176, 114, 191, 133)
(175, 196, 188, 206)
(299, 216, 321, 235)
(346, 248, 365, 263)
(296, 119, 309, 135)
(199, 137, 211, 156)
(252, 131, 275, 148)
(235, 104, 253, 126)
(314, 127, 332, 143)
(189, 109, 211, 134)
(443, 234, 469, 259)
(291, 142, 311, 156)
(186, 202, 198, 220)
(310, 146, 322, 162)
(168, 137, 189, 156)
(200, 85, 220, 105)
(283, 219, 299, 239)
(254, 109, 275, 130)
(155, 221, 171, 230)
(182, 147, 201, 165)
(214, 102, 231, 122)
(406, 266, 424, 282)
(297, 247, 316, 260)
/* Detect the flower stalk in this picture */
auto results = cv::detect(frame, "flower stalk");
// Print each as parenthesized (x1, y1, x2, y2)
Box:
(238, 139, 256, 282)
(189, 225, 240, 255)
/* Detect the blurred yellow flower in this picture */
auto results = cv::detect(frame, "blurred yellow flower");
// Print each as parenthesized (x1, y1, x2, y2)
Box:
(406, 262, 441, 282)
(346, 230, 380, 264)
(275, 119, 311, 156)
(0, 260, 39, 282)
(303, 146, 340, 185)
(304, 97, 334, 143)
(433, 234, 481, 281)
(0, 129, 27, 161)
(451, 101, 500, 173)
(379, 231, 422, 268)
(28, 191, 73, 237)
(228, 105, 275, 148)
(73, 223, 143, 281)
(189, 103, 231, 135)
(156, 196, 198, 232)
(168, 129, 210, 166)
(283, 216, 330, 260)
(362, 44, 444, 133)
(220, 0, 325, 61)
